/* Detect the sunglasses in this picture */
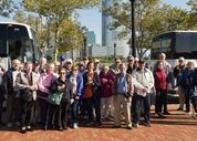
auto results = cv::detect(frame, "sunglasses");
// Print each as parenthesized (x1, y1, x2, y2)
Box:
(116, 61, 121, 64)
(60, 72, 66, 74)
(129, 60, 134, 62)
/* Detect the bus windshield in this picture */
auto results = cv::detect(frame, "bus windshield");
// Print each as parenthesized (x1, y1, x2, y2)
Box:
(0, 23, 38, 62)
(152, 31, 197, 59)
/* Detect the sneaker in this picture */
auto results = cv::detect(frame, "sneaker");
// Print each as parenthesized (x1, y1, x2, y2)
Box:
(127, 124, 132, 130)
(133, 123, 139, 128)
(73, 123, 79, 129)
(20, 127, 26, 134)
(156, 113, 166, 118)
(26, 126, 32, 131)
(186, 112, 192, 117)
(58, 127, 63, 131)
(144, 123, 151, 127)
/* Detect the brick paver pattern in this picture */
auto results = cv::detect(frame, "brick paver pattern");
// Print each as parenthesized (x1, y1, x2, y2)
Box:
(0, 105, 196, 141)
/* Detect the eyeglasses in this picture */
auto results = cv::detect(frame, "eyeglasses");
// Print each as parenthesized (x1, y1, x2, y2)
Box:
(116, 61, 120, 64)
(129, 60, 134, 62)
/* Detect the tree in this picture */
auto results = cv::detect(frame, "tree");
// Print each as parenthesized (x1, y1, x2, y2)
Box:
(13, 11, 48, 52)
(104, 0, 196, 58)
(22, 0, 98, 60)
(0, 0, 18, 17)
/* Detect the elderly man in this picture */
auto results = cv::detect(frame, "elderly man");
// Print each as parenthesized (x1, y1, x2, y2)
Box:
(3, 59, 21, 128)
(114, 63, 134, 129)
(133, 60, 155, 128)
(110, 58, 122, 76)
(174, 57, 186, 111)
(127, 56, 135, 74)
(16, 62, 39, 133)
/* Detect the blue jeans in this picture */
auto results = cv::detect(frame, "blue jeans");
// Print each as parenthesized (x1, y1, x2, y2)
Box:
(72, 100, 80, 124)
(133, 94, 151, 124)
(182, 88, 192, 113)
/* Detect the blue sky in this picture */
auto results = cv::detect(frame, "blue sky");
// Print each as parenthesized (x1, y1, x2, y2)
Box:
(0, 0, 189, 44)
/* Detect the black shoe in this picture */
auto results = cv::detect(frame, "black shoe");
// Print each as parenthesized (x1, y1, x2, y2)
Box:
(163, 112, 170, 115)
(177, 107, 183, 111)
(113, 125, 121, 128)
(144, 123, 151, 127)
(94, 122, 102, 127)
(157, 113, 167, 118)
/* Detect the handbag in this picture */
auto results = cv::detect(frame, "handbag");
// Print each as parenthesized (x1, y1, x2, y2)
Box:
(49, 92, 63, 105)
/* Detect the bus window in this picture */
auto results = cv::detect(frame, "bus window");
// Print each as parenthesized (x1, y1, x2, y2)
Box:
(23, 40, 33, 61)
(0, 25, 7, 56)
(9, 40, 22, 60)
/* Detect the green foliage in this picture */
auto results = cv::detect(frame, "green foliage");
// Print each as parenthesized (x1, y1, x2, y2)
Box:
(104, 0, 197, 58)
(0, 0, 17, 17)
(22, 0, 98, 61)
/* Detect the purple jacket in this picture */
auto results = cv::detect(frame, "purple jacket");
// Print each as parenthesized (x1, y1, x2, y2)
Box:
(99, 72, 114, 98)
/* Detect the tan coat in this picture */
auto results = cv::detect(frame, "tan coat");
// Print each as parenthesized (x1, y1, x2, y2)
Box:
(16, 71, 39, 92)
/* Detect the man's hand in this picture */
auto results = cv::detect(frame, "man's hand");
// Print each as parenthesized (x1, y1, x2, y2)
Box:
(142, 87, 148, 93)
(75, 96, 80, 100)
(70, 99, 74, 104)
(102, 78, 108, 83)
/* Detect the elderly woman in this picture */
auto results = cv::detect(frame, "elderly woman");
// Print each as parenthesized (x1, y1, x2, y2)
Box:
(99, 65, 114, 121)
(48, 67, 73, 131)
(154, 62, 168, 118)
(38, 63, 57, 130)
(69, 66, 83, 129)
(83, 61, 101, 126)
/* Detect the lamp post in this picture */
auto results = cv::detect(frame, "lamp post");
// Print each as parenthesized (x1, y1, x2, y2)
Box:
(114, 42, 117, 59)
(130, 0, 136, 57)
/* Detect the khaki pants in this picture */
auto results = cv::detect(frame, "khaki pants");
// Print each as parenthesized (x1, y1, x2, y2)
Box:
(178, 87, 185, 109)
(101, 96, 114, 118)
(114, 94, 132, 126)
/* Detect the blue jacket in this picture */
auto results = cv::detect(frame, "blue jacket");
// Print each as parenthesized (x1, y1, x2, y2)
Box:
(76, 73, 84, 97)
(178, 68, 195, 90)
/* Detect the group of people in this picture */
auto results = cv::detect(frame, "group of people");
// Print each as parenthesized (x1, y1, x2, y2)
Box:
(0, 53, 196, 134)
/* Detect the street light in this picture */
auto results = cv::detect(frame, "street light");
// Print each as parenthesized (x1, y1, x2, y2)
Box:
(114, 42, 117, 59)
(130, 0, 136, 57)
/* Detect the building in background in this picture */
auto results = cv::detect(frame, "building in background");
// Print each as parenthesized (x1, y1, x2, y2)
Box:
(85, 31, 96, 46)
(101, 0, 130, 57)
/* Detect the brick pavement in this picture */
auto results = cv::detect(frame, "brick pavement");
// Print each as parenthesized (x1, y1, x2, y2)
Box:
(0, 105, 196, 141)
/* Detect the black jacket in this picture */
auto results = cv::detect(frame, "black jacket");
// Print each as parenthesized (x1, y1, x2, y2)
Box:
(3, 69, 14, 96)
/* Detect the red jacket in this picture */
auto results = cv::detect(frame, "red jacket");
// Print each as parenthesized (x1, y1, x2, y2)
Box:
(154, 68, 167, 91)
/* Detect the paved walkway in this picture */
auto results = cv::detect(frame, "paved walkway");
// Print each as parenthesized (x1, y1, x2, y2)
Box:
(0, 105, 197, 141)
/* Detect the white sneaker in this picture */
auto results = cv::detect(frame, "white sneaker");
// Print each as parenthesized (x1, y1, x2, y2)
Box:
(73, 123, 78, 129)
(133, 123, 139, 128)
(22, 126, 26, 130)
(186, 112, 192, 117)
